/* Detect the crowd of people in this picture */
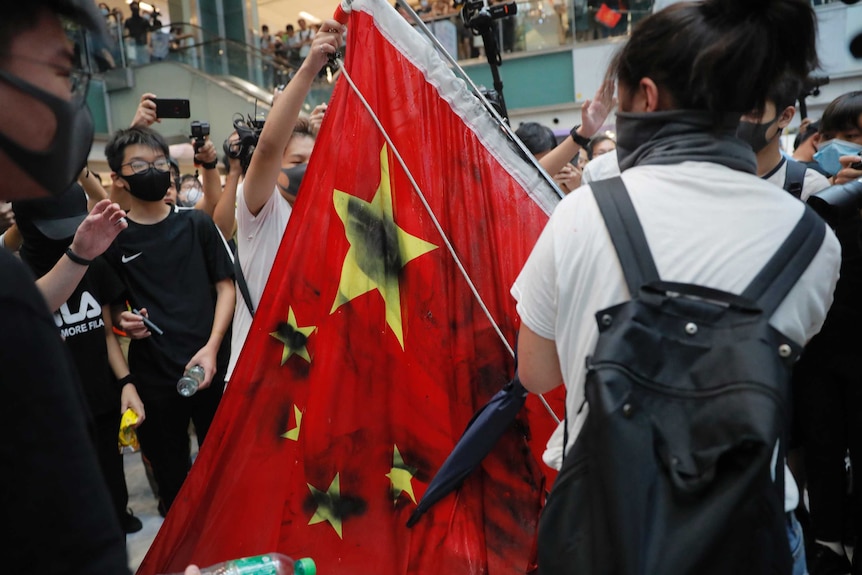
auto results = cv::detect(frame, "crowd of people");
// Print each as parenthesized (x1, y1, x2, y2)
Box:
(3, 0, 862, 574)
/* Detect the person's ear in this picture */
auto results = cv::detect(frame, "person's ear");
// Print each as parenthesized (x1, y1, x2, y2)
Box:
(811, 132, 822, 150)
(777, 106, 795, 130)
(638, 78, 660, 113)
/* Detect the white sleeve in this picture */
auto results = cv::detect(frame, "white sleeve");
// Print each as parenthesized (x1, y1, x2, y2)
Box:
(511, 217, 558, 340)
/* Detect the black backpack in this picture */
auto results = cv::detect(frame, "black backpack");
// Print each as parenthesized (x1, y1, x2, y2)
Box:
(537, 177, 825, 575)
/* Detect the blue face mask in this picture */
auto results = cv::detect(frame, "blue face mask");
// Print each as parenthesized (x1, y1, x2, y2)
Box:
(814, 139, 862, 176)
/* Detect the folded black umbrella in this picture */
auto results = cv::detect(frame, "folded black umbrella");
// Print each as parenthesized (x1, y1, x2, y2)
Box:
(407, 373, 529, 527)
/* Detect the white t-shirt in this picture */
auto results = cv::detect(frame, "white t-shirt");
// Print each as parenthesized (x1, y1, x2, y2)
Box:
(512, 161, 841, 509)
(226, 184, 293, 380)
(763, 157, 831, 201)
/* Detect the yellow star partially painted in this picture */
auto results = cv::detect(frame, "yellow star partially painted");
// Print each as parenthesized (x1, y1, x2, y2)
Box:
(386, 444, 417, 505)
(280, 404, 303, 441)
(269, 307, 316, 365)
(331, 144, 438, 349)
(308, 473, 343, 539)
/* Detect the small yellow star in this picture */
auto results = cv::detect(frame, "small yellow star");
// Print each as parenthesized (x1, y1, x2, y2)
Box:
(269, 307, 316, 365)
(280, 404, 303, 441)
(308, 473, 343, 539)
(331, 144, 437, 349)
(385, 445, 417, 505)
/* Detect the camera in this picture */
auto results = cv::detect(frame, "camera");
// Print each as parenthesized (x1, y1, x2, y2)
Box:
(458, 0, 517, 31)
(223, 114, 265, 173)
(190, 120, 210, 151)
(806, 177, 862, 225)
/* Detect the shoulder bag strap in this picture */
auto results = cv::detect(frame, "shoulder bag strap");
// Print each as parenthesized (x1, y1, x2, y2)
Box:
(591, 176, 661, 297)
(234, 245, 256, 317)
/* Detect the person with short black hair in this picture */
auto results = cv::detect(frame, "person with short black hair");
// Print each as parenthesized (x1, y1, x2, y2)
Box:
(737, 74, 830, 200)
(104, 126, 235, 515)
(514, 1, 840, 573)
(515, 121, 582, 193)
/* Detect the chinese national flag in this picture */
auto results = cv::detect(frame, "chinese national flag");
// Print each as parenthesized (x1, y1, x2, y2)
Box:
(595, 3, 623, 28)
(138, 0, 563, 573)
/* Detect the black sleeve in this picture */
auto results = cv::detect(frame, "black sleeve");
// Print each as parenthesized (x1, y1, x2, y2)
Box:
(0, 253, 128, 575)
(90, 256, 127, 307)
(195, 211, 235, 284)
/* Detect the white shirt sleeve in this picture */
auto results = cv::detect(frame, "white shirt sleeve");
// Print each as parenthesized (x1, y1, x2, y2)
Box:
(511, 218, 558, 340)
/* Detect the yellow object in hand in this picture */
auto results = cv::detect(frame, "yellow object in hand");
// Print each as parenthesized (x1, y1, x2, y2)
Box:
(118, 408, 140, 453)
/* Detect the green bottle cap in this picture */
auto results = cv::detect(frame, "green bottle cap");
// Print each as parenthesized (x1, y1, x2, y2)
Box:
(294, 558, 316, 575)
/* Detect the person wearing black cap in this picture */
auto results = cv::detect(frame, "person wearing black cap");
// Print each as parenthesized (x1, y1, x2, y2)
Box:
(0, 2, 209, 574)
(13, 181, 147, 536)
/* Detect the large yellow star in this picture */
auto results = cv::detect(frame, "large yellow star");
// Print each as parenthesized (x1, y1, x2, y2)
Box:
(308, 473, 343, 539)
(331, 144, 438, 349)
(385, 444, 417, 505)
(269, 307, 316, 365)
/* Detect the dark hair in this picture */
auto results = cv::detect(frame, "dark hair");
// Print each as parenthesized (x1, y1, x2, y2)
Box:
(587, 134, 615, 160)
(608, 0, 817, 119)
(767, 74, 803, 116)
(515, 122, 557, 156)
(819, 91, 862, 140)
(105, 127, 171, 173)
(292, 116, 315, 140)
(262, 24, 269, 31)
(0, 1, 103, 60)
(793, 119, 820, 151)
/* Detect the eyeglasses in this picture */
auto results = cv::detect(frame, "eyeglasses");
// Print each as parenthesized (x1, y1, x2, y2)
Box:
(0, 54, 91, 99)
(122, 158, 171, 175)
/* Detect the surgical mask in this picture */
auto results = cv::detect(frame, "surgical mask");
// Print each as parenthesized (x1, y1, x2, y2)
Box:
(100, 8, 110, 16)
(123, 167, 172, 202)
(0, 70, 94, 198)
(736, 116, 780, 154)
(814, 139, 862, 176)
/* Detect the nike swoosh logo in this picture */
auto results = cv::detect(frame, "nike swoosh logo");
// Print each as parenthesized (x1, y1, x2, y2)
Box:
(121, 253, 143, 264)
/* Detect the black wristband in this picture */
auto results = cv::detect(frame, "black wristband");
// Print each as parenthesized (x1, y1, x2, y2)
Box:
(201, 160, 218, 170)
(118, 374, 135, 387)
(569, 125, 592, 148)
(65, 247, 93, 266)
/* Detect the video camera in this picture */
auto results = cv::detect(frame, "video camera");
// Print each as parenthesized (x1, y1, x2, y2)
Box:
(807, 177, 862, 226)
(190, 120, 210, 153)
(457, 0, 517, 31)
(224, 113, 266, 173)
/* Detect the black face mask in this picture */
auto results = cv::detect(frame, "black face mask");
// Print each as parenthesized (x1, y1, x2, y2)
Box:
(123, 167, 172, 202)
(736, 116, 780, 154)
(279, 163, 308, 197)
(0, 70, 94, 198)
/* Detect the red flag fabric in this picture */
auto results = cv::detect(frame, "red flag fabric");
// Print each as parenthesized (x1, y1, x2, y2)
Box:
(138, 1, 563, 573)
(595, 3, 623, 28)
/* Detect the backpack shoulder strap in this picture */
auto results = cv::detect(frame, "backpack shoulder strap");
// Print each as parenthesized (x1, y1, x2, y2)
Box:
(591, 177, 660, 296)
(783, 159, 807, 199)
(742, 206, 825, 316)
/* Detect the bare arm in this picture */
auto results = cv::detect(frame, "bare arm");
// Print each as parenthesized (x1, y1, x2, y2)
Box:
(36, 200, 127, 311)
(539, 80, 616, 176)
(194, 139, 222, 216)
(213, 155, 241, 241)
(517, 325, 564, 394)
(242, 21, 344, 216)
(185, 277, 235, 390)
(103, 306, 145, 425)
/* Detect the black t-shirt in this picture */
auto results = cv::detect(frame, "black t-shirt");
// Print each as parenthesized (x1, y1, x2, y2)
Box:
(0, 250, 128, 574)
(124, 14, 149, 45)
(52, 258, 125, 414)
(105, 208, 234, 386)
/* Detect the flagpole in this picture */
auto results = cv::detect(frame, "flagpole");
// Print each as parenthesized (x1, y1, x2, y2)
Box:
(395, 0, 564, 200)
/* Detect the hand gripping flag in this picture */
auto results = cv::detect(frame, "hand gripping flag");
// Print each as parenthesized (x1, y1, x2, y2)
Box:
(138, 0, 563, 573)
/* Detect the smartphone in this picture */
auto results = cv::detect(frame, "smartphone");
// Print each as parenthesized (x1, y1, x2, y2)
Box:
(151, 98, 190, 119)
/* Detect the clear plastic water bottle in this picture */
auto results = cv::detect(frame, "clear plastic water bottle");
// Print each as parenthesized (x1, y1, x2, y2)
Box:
(177, 365, 205, 397)
(166, 553, 315, 575)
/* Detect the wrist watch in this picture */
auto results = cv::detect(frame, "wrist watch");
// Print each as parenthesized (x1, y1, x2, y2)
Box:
(569, 125, 591, 148)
